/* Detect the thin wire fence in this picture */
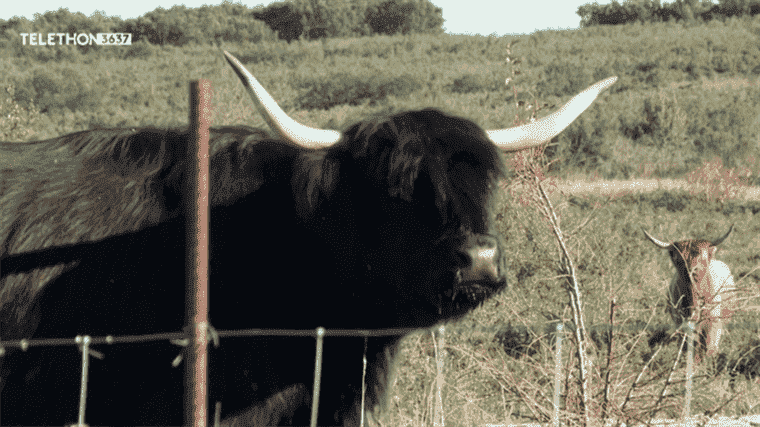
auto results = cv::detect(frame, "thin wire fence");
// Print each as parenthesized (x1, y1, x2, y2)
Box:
(9, 319, 760, 351)
(1, 318, 748, 427)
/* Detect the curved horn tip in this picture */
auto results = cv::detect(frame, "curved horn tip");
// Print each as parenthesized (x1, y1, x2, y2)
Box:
(223, 51, 341, 149)
(712, 223, 734, 246)
(487, 76, 617, 152)
(642, 227, 672, 249)
(594, 76, 618, 91)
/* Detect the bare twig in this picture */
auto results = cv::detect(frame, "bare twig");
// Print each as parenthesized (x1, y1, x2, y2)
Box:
(601, 297, 616, 420)
(537, 180, 592, 427)
(651, 329, 688, 419)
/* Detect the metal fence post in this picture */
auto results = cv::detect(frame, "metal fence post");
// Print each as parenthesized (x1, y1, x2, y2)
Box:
(553, 323, 564, 427)
(361, 337, 368, 427)
(0, 257, 2, 426)
(683, 321, 695, 421)
(76, 335, 91, 427)
(434, 324, 446, 427)
(311, 327, 326, 427)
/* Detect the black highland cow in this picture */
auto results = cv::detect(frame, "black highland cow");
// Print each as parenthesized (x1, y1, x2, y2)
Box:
(0, 52, 615, 426)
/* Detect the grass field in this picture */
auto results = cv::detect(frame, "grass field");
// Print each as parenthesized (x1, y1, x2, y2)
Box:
(378, 177, 760, 425)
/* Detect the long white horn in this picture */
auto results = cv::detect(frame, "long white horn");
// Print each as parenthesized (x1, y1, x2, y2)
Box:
(224, 51, 341, 148)
(641, 227, 673, 249)
(487, 76, 617, 152)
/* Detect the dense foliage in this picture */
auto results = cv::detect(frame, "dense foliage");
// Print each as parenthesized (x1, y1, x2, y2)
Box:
(577, 0, 760, 26)
(0, 0, 444, 49)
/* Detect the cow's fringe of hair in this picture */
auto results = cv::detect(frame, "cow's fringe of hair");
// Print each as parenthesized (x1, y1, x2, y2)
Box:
(221, 384, 310, 427)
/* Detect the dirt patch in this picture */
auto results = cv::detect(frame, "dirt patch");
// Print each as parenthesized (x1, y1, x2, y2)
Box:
(549, 179, 760, 202)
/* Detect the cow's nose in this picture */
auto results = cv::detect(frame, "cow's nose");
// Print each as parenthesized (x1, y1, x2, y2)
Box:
(456, 234, 501, 283)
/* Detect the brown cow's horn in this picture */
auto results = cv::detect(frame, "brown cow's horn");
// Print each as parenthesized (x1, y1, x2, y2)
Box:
(642, 227, 672, 249)
(712, 224, 734, 246)
(486, 76, 617, 152)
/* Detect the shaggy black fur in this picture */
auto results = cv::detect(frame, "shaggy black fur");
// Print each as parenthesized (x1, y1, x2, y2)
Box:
(0, 109, 507, 426)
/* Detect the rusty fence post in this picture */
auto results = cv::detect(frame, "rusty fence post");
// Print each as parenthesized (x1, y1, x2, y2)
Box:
(185, 79, 211, 427)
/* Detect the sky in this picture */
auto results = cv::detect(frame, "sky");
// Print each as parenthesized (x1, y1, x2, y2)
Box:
(1, 0, 620, 36)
